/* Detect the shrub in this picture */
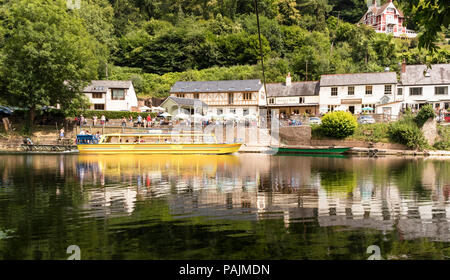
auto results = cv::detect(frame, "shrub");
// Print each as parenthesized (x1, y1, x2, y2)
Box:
(69, 110, 157, 119)
(320, 111, 358, 139)
(414, 104, 436, 127)
(388, 117, 428, 150)
(433, 125, 450, 150)
(350, 123, 389, 142)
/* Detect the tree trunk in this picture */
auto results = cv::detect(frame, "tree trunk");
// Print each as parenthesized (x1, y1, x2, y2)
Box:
(28, 105, 36, 133)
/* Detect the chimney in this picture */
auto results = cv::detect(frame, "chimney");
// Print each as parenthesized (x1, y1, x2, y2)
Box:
(401, 59, 406, 73)
(372, 0, 376, 7)
(286, 72, 292, 86)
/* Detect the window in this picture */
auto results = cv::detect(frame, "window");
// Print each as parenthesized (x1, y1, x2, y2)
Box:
(111, 89, 125, 100)
(331, 87, 338, 96)
(230, 108, 236, 114)
(362, 104, 376, 114)
(398, 88, 403, 95)
(384, 85, 392, 95)
(92, 92, 102, 99)
(243, 93, 252, 100)
(387, 25, 393, 33)
(327, 105, 337, 112)
(348, 86, 354, 96)
(410, 87, 423, 96)
(365, 86, 373, 95)
(176, 93, 185, 98)
(94, 104, 105, 110)
(435, 86, 448, 95)
(293, 109, 300, 115)
(228, 93, 234, 104)
(243, 108, 249, 116)
(194, 93, 199, 99)
(299, 97, 304, 103)
(268, 98, 275, 104)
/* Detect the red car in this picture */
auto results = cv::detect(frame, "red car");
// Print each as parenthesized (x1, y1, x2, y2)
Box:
(445, 113, 450, 123)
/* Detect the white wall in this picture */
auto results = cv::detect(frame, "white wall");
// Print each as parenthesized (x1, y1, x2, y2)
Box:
(399, 84, 450, 109)
(85, 84, 138, 111)
(319, 84, 399, 114)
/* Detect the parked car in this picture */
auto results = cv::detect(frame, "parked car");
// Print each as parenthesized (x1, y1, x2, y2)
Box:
(445, 113, 450, 123)
(308, 117, 322, 125)
(0, 105, 13, 118)
(358, 115, 376, 124)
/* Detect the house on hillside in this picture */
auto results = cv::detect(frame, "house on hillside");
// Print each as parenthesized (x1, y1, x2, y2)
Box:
(83, 80, 138, 111)
(169, 79, 266, 117)
(266, 73, 320, 117)
(359, 0, 416, 38)
(319, 71, 401, 116)
(399, 63, 450, 111)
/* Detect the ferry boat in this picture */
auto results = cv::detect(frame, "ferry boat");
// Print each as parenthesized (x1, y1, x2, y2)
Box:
(76, 132, 242, 154)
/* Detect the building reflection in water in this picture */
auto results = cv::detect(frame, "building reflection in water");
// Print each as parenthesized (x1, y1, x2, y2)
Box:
(73, 154, 450, 241)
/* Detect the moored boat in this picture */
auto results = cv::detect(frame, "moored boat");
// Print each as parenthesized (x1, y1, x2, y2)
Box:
(76, 133, 242, 154)
(271, 146, 351, 154)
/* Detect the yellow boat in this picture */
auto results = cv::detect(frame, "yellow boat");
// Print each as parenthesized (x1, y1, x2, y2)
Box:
(76, 133, 242, 154)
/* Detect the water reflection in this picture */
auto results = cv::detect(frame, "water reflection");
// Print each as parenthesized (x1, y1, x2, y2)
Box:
(0, 154, 449, 259)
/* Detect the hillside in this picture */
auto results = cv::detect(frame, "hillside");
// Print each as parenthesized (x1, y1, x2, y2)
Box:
(1, 0, 450, 100)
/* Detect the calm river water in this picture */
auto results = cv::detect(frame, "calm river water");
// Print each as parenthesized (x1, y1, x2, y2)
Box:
(0, 154, 449, 260)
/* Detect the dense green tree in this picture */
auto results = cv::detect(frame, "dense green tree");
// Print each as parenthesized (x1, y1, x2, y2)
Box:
(399, 0, 450, 52)
(0, 0, 100, 127)
(275, 0, 301, 26)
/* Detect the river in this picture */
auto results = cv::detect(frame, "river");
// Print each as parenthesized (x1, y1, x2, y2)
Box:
(0, 154, 449, 259)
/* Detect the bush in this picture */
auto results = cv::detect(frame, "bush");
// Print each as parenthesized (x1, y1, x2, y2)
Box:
(320, 111, 358, 139)
(388, 117, 428, 150)
(350, 123, 389, 142)
(414, 104, 436, 127)
(69, 110, 157, 119)
(433, 125, 450, 150)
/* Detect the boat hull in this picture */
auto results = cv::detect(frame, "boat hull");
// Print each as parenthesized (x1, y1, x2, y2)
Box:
(77, 143, 242, 154)
(272, 146, 351, 154)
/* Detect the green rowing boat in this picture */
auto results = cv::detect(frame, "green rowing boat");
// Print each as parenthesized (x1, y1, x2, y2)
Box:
(271, 146, 351, 154)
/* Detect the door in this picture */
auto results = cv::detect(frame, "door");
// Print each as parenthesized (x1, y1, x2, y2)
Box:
(349, 106, 355, 114)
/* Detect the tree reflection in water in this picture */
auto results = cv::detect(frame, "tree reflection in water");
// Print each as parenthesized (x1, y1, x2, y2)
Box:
(0, 154, 449, 259)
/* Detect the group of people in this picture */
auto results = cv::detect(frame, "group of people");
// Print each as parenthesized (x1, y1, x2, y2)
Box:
(79, 130, 101, 139)
(76, 115, 108, 126)
(134, 114, 153, 128)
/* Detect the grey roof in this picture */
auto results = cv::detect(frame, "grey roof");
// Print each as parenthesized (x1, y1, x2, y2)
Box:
(320, 72, 397, 87)
(266, 81, 319, 97)
(400, 64, 450, 86)
(83, 80, 133, 93)
(170, 79, 263, 93)
(162, 96, 208, 107)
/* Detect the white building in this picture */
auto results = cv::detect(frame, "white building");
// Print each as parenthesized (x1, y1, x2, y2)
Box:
(399, 64, 450, 111)
(169, 79, 266, 117)
(83, 80, 138, 111)
(319, 72, 400, 116)
(266, 74, 320, 116)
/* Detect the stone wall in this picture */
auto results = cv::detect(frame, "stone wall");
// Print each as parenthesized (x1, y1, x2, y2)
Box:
(311, 139, 408, 150)
(278, 126, 311, 146)
(421, 118, 438, 146)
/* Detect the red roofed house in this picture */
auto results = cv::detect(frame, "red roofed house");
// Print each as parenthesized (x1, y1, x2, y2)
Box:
(359, 0, 416, 38)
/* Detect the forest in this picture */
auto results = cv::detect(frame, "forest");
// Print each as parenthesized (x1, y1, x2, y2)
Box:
(1, 0, 449, 102)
